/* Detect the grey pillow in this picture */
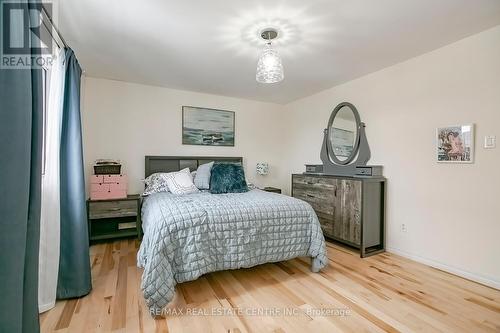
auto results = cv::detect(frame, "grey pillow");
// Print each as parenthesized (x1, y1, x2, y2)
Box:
(194, 161, 214, 189)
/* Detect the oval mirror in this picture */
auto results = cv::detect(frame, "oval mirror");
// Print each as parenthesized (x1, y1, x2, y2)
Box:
(327, 102, 361, 165)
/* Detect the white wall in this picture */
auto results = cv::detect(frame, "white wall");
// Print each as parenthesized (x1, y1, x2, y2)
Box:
(284, 26, 500, 288)
(81, 77, 287, 194)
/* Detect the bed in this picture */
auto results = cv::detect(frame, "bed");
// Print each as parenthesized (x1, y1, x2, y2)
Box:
(137, 156, 328, 313)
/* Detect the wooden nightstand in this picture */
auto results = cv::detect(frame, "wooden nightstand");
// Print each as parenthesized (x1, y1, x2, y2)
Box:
(263, 187, 282, 194)
(87, 194, 142, 242)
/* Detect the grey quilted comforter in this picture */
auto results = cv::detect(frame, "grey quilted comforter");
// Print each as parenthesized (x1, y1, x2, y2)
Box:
(137, 189, 328, 312)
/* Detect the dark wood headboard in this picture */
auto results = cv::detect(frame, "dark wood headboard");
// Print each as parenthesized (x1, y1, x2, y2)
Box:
(145, 156, 243, 177)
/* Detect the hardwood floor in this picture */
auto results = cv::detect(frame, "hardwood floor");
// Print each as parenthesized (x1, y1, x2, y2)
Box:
(40, 239, 500, 332)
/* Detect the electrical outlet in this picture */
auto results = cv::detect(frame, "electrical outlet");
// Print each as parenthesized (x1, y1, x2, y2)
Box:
(400, 224, 407, 233)
(484, 135, 496, 149)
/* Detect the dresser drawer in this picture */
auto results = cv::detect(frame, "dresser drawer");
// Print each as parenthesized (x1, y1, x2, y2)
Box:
(90, 183, 109, 192)
(88, 199, 138, 219)
(90, 182, 127, 192)
(294, 192, 335, 215)
(90, 175, 104, 184)
(102, 174, 127, 184)
(316, 213, 334, 238)
(292, 175, 337, 189)
(292, 175, 338, 215)
(109, 182, 127, 191)
(292, 185, 336, 201)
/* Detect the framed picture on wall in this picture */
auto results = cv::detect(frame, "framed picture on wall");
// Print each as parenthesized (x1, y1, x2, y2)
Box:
(182, 106, 235, 146)
(436, 124, 474, 163)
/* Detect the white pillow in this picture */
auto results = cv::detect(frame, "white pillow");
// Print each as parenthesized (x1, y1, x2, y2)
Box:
(164, 168, 199, 195)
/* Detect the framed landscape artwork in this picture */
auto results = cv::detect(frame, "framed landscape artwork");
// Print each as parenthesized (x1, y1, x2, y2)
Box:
(436, 124, 474, 163)
(182, 106, 235, 146)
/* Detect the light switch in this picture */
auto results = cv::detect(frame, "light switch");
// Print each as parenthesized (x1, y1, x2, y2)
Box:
(484, 135, 496, 149)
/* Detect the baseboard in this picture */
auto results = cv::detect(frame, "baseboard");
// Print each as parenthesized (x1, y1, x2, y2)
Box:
(386, 247, 500, 290)
(39, 301, 56, 313)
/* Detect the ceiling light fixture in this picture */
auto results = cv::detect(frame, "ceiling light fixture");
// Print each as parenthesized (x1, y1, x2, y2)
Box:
(256, 28, 284, 84)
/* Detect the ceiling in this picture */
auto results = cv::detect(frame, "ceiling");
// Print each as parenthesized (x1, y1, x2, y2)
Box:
(59, 0, 500, 104)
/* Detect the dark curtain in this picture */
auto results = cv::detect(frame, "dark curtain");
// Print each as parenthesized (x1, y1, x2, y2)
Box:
(0, 1, 43, 331)
(56, 48, 92, 298)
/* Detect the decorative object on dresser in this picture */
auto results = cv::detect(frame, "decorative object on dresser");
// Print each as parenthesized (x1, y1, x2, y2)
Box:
(90, 174, 127, 200)
(263, 187, 281, 194)
(292, 174, 385, 257)
(319, 102, 382, 177)
(87, 194, 142, 242)
(91, 158, 127, 200)
(93, 159, 121, 174)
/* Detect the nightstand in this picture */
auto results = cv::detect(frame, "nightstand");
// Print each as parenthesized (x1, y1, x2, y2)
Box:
(263, 187, 281, 194)
(87, 194, 142, 242)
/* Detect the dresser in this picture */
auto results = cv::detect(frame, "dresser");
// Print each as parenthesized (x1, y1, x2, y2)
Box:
(292, 174, 385, 257)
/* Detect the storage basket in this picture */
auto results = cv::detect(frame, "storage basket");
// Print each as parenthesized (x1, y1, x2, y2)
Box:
(94, 164, 121, 175)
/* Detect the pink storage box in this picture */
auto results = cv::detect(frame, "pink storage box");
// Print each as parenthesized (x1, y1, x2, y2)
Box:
(90, 174, 127, 200)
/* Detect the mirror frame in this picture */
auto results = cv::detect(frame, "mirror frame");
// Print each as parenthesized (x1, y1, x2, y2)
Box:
(326, 102, 361, 165)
